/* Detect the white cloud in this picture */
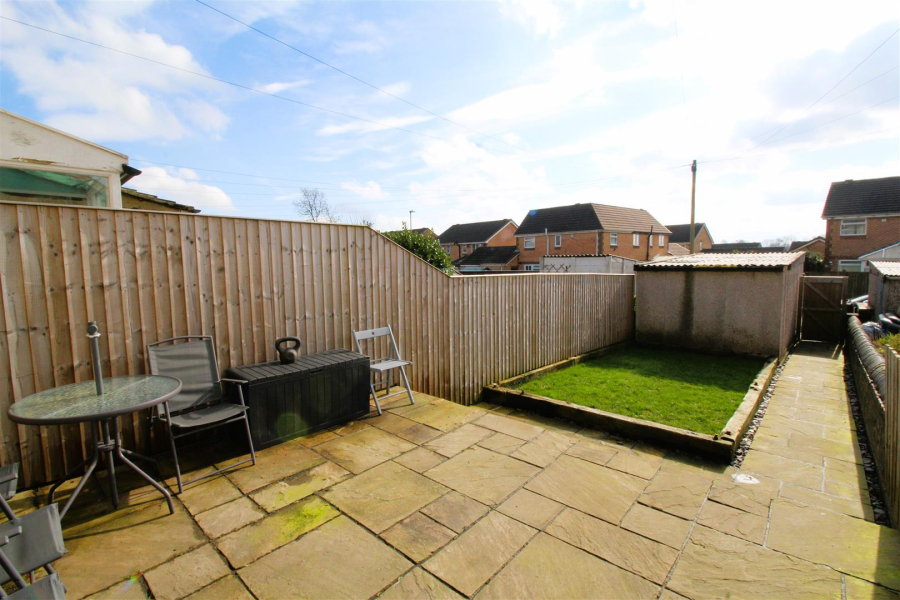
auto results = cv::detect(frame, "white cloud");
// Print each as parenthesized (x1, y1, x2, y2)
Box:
(0, 0, 231, 142)
(341, 181, 386, 199)
(129, 166, 237, 213)
(258, 80, 310, 94)
(332, 21, 388, 55)
(316, 114, 433, 136)
(496, 0, 583, 38)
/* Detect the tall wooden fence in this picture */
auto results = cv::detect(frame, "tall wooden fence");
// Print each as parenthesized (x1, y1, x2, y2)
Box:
(0, 202, 634, 487)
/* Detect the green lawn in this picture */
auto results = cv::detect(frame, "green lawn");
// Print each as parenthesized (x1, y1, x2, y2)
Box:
(513, 346, 764, 435)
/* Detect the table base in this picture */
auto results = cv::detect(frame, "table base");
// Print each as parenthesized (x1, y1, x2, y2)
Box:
(48, 420, 174, 519)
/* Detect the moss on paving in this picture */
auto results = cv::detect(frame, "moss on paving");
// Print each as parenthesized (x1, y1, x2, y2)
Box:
(513, 346, 764, 435)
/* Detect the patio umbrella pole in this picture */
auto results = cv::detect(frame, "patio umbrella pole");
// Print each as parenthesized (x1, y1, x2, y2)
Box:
(87, 321, 104, 396)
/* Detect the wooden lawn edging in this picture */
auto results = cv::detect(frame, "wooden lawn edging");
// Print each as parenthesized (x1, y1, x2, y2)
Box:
(483, 348, 779, 463)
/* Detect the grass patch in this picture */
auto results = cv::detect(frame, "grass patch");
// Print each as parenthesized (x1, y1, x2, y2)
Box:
(512, 346, 764, 435)
(875, 333, 900, 355)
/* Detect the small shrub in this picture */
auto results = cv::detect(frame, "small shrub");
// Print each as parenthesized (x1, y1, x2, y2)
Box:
(382, 226, 454, 274)
(875, 333, 900, 355)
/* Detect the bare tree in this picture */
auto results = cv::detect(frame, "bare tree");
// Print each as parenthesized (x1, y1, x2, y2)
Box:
(347, 213, 375, 227)
(293, 188, 338, 223)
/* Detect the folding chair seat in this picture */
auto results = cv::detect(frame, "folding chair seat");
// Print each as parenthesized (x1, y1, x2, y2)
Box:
(147, 336, 256, 494)
(7, 572, 66, 600)
(353, 325, 415, 415)
(0, 504, 66, 588)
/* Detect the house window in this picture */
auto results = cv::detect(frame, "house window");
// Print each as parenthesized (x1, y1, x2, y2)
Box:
(554, 235, 562, 248)
(633, 233, 640, 247)
(659, 234, 665, 247)
(609, 233, 618, 247)
(442, 245, 450, 255)
(840, 219, 866, 236)
(649, 235, 654, 248)
(0, 166, 112, 208)
(699, 241, 703, 250)
(838, 260, 866, 272)
(461, 245, 468, 256)
(524, 237, 536, 249)
(523, 264, 540, 271)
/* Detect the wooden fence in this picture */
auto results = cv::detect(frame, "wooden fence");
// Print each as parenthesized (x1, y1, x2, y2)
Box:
(0, 202, 634, 487)
(884, 349, 900, 527)
(821, 271, 868, 297)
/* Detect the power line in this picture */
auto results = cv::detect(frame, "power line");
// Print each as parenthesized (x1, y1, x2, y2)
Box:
(749, 27, 900, 150)
(0, 16, 518, 154)
(195, 0, 522, 152)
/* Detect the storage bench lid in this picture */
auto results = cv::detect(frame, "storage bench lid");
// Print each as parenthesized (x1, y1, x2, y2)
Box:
(226, 349, 369, 384)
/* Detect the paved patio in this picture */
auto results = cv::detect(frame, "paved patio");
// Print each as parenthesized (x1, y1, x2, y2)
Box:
(11, 343, 900, 599)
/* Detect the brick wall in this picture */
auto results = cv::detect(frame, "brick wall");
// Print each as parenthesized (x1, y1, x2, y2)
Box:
(824, 216, 900, 266)
(515, 232, 599, 265)
(600, 231, 669, 260)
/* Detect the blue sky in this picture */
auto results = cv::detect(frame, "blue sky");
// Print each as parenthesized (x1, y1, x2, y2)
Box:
(1, 0, 898, 243)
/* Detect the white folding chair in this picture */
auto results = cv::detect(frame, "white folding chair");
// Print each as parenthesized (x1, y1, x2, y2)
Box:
(353, 326, 415, 415)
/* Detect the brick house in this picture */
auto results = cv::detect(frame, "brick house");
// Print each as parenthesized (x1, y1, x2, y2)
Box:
(438, 219, 517, 262)
(665, 223, 714, 254)
(455, 246, 519, 272)
(822, 176, 900, 272)
(789, 236, 826, 256)
(514, 203, 670, 270)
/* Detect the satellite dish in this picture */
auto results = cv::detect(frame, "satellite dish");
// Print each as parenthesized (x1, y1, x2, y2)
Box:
(529, 210, 537, 216)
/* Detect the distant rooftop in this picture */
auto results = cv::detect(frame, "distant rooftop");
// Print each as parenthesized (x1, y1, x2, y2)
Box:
(822, 176, 900, 218)
(455, 245, 519, 267)
(516, 203, 670, 236)
(666, 223, 710, 244)
(789, 237, 824, 251)
(636, 252, 805, 270)
(439, 219, 514, 244)
(870, 260, 900, 277)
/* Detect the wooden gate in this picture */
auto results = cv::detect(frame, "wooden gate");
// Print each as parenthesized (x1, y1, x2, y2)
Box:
(800, 276, 848, 341)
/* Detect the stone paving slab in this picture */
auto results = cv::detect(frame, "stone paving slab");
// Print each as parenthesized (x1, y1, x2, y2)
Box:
(184, 575, 254, 600)
(425, 447, 539, 506)
(497, 489, 564, 530)
(473, 412, 543, 441)
(238, 516, 412, 600)
(381, 512, 456, 563)
(637, 470, 711, 520)
(476, 432, 525, 455)
(223, 440, 325, 494)
(380, 568, 465, 600)
(696, 500, 767, 544)
(424, 511, 536, 597)
(509, 430, 576, 468)
(426, 424, 493, 458)
(314, 427, 416, 474)
(249, 460, 351, 513)
(526, 455, 645, 524)
(620, 504, 692, 550)
(476, 533, 659, 599)
(421, 491, 490, 534)
(395, 446, 447, 473)
(144, 544, 230, 600)
(323, 461, 447, 533)
(194, 496, 265, 539)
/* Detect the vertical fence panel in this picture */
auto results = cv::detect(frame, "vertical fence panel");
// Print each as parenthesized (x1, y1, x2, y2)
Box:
(886, 349, 900, 527)
(0, 204, 635, 486)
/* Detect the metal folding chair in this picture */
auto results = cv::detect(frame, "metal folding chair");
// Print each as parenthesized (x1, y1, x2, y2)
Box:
(0, 504, 66, 595)
(353, 326, 415, 415)
(147, 336, 256, 494)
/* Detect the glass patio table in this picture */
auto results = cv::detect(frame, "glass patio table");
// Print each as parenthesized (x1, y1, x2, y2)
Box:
(8, 375, 182, 519)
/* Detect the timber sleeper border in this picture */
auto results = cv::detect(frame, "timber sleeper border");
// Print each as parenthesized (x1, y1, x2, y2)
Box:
(483, 345, 778, 463)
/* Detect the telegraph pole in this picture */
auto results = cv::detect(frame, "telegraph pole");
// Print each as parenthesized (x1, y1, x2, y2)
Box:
(409, 210, 415, 230)
(689, 160, 697, 253)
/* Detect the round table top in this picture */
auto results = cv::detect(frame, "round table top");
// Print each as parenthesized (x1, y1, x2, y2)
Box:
(8, 375, 182, 426)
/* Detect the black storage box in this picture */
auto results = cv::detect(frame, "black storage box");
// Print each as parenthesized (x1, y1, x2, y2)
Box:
(226, 349, 370, 449)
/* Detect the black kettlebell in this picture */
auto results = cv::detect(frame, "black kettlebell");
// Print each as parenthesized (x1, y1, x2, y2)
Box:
(275, 337, 302, 364)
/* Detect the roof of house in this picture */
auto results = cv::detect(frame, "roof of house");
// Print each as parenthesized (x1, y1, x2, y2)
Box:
(438, 219, 514, 244)
(665, 223, 710, 244)
(384, 227, 435, 237)
(705, 242, 761, 251)
(789, 236, 825, 251)
(667, 243, 691, 256)
(822, 176, 900, 218)
(515, 203, 670, 236)
(122, 188, 200, 213)
(635, 252, 804, 271)
(455, 246, 519, 266)
(870, 260, 900, 277)
(860, 241, 900, 260)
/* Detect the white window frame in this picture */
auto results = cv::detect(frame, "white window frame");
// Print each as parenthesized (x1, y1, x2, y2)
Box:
(699, 241, 703, 250)
(838, 260, 866, 272)
(649, 235, 654, 248)
(524, 237, 536, 249)
(658, 234, 665, 247)
(523, 264, 540, 272)
(609, 233, 618, 247)
(554, 234, 562, 248)
(0, 162, 121, 208)
(633, 233, 640, 247)
(840, 219, 866, 236)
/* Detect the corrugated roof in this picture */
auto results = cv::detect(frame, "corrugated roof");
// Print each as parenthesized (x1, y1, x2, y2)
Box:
(664, 223, 708, 244)
(455, 246, 519, 266)
(635, 252, 805, 270)
(822, 176, 900, 218)
(438, 219, 514, 244)
(871, 260, 900, 276)
(516, 203, 669, 236)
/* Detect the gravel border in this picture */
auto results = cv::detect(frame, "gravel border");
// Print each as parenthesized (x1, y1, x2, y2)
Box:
(843, 357, 891, 526)
(730, 354, 786, 468)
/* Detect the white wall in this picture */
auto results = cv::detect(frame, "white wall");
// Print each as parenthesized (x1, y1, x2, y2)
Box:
(541, 255, 636, 274)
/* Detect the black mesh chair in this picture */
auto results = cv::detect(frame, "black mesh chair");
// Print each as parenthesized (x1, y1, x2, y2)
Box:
(147, 336, 256, 494)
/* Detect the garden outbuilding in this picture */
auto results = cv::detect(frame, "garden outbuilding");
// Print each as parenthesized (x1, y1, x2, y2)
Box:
(634, 252, 805, 360)
(868, 260, 900, 316)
